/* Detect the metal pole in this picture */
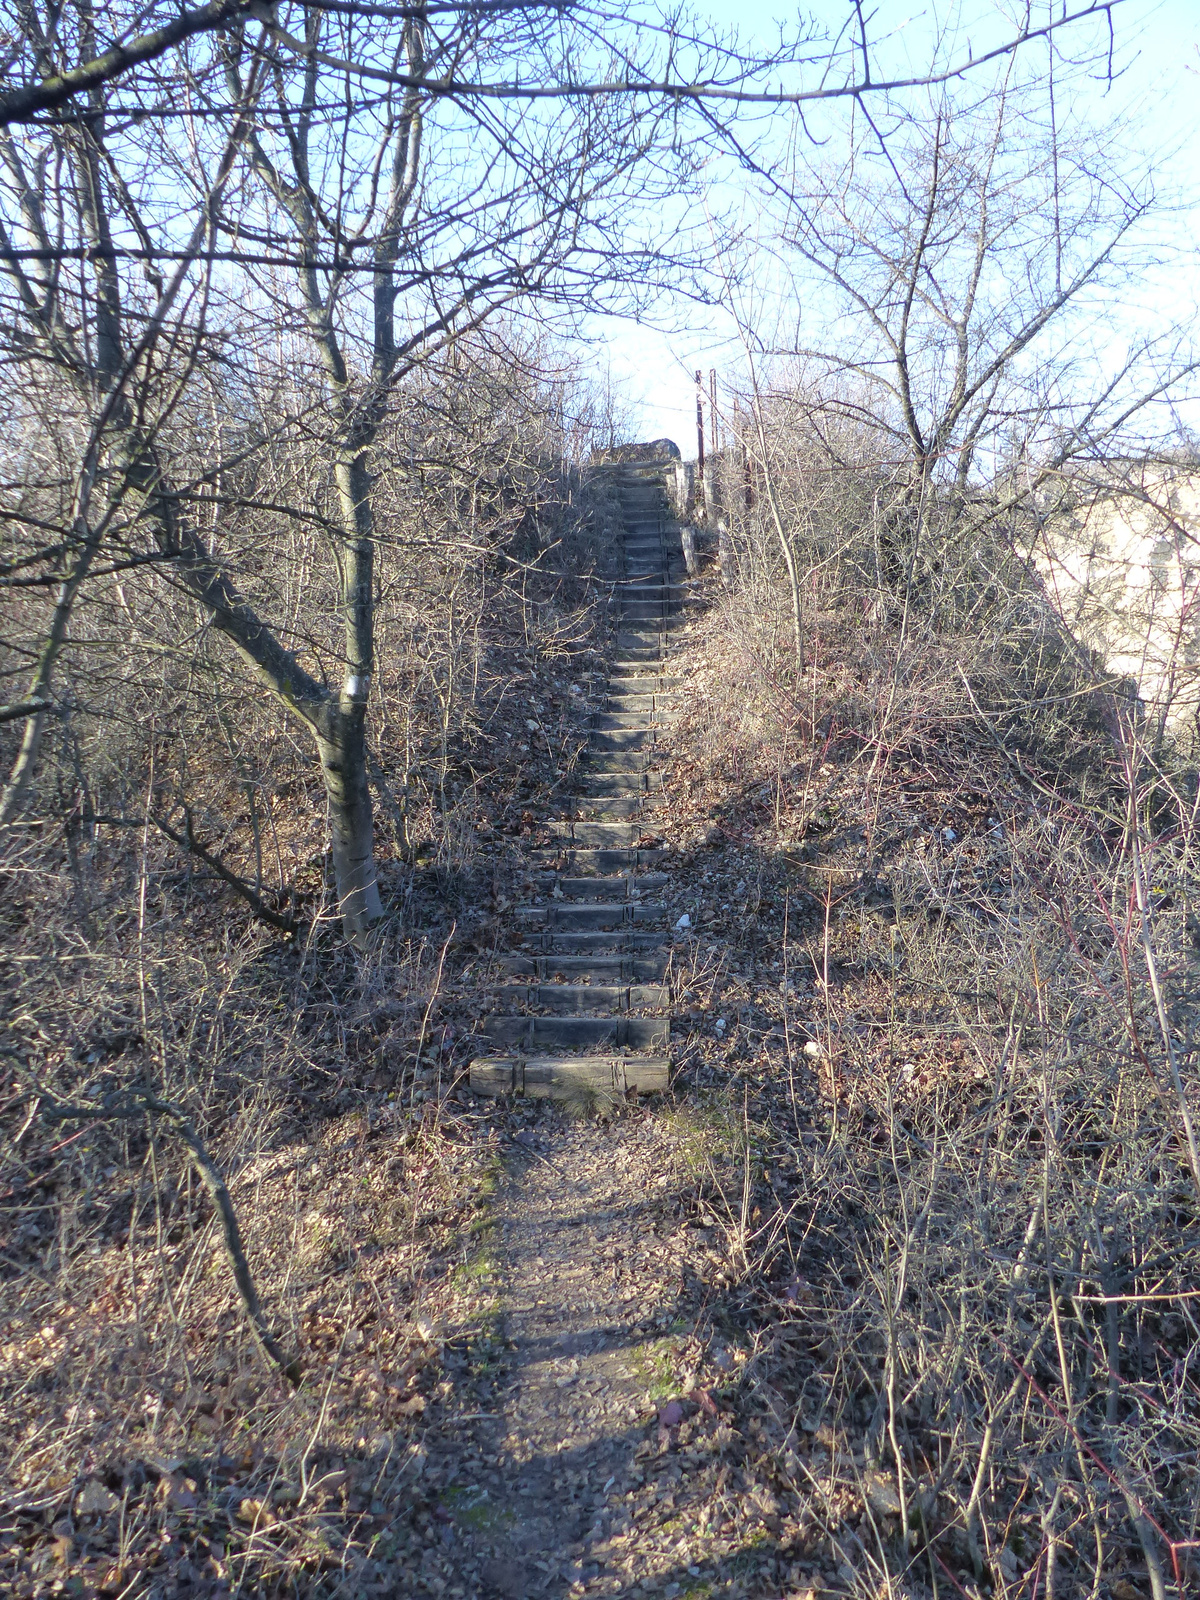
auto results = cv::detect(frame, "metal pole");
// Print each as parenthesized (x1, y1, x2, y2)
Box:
(694, 369, 706, 513)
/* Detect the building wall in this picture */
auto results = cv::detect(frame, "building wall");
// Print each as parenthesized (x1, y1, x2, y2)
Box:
(1032, 463, 1200, 743)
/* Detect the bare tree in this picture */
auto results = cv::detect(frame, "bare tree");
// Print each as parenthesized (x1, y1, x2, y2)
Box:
(0, 1, 694, 940)
(766, 77, 1172, 553)
(0, 0, 1133, 128)
(0, 2, 1148, 944)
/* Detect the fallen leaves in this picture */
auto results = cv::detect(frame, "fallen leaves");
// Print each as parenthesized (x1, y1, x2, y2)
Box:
(236, 1496, 276, 1527)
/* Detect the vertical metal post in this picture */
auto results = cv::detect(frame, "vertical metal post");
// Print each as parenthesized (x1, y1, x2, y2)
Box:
(694, 369, 706, 514)
(708, 369, 720, 513)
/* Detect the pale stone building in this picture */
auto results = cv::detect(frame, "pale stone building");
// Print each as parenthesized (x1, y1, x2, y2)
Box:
(1030, 458, 1200, 747)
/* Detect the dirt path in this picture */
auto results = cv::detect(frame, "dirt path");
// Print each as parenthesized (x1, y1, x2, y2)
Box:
(406, 1110, 808, 1600)
(386, 466, 814, 1600)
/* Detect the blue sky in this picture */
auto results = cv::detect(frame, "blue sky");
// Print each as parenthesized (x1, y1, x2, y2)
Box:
(591, 0, 1200, 449)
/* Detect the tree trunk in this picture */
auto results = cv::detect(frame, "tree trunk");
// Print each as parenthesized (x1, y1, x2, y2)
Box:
(316, 696, 383, 944)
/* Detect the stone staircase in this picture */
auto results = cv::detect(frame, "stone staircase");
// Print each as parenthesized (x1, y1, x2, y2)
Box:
(470, 467, 687, 1102)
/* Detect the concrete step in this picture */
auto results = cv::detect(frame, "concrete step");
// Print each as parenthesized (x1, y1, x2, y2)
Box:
(529, 847, 670, 872)
(486, 983, 670, 1013)
(545, 820, 656, 846)
(610, 668, 683, 684)
(497, 953, 670, 981)
(589, 731, 660, 752)
(609, 685, 681, 702)
(574, 797, 654, 819)
(573, 774, 652, 796)
(470, 1054, 670, 1099)
(519, 929, 671, 954)
(624, 569, 685, 589)
(530, 872, 669, 899)
(478, 1014, 670, 1050)
(579, 751, 656, 772)
(462, 477, 682, 1106)
(607, 696, 676, 714)
(592, 711, 659, 730)
(598, 711, 678, 729)
(513, 901, 670, 930)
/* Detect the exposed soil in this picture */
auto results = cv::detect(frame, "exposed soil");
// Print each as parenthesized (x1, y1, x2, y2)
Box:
(399, 1110, 813, 1600)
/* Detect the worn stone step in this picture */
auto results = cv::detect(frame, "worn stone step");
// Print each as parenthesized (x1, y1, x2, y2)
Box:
(574, 773, 652, 796)
(530, 872, 669, 900)
(580, 746, 658, 767)
(546, 820, 663, 846)
(470, 1054, 670, 1099)
(478, 1014, 670, 1050)
(575, 767, 666, 788)
(624, 572, 684, 591)
(610, 669, 682, 686)
(607, 687, 680, 703)
(546, 822, 635, 846)
(513, 901, 670, 930)
(599, 713, 678, 730)
(529, 847, 669, 872)
(574, 798, 653, 820)
(520, 929, 671, 954)
(486, 983, 670, 1013)
(592, 711, 659, 730)
(606, 696, 676, 715)
(497, 953, 669, 981)
(589, 730, 660, 753)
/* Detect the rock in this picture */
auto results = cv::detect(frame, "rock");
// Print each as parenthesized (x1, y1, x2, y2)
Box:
(76, 1480, 120, 1516)
(863, 1471, 902, 1516)
(590, 439, 681, 464)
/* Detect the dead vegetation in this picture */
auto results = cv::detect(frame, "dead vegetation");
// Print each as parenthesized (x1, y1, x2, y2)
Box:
(647, 390, 1200, 1599)
(0, 340, 635, 1596)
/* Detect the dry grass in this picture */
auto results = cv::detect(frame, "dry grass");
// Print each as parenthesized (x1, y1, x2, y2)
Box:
(0, 867, 518, 1595)
(0, 425, 624, 1594)
(653, 488, 1200, 1598)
